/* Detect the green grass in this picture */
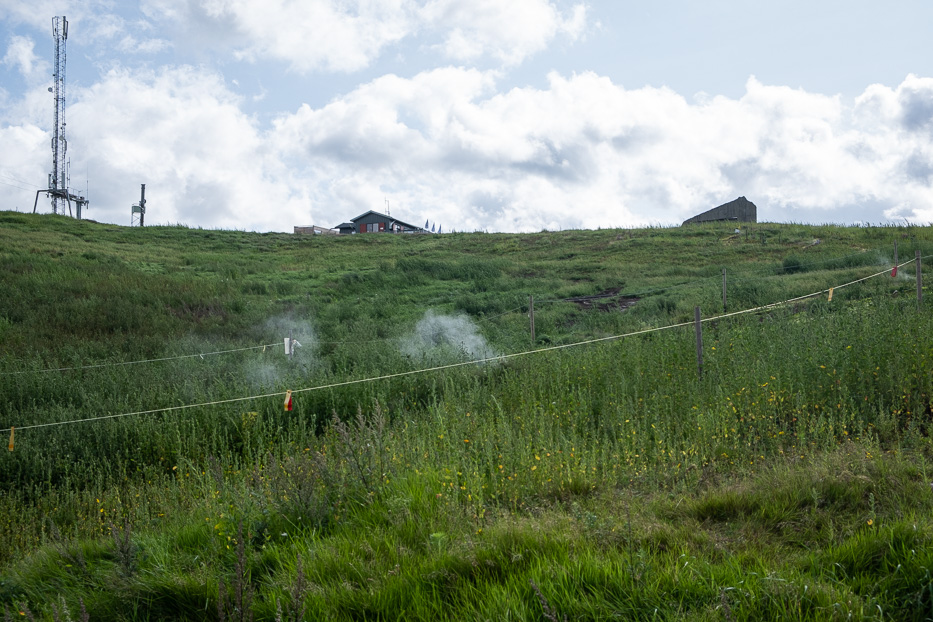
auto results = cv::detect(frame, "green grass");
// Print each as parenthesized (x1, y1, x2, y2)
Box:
(1, 211, 933, 620)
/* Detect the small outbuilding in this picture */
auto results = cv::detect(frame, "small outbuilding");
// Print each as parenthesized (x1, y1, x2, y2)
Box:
(682, 196, 757, 225)
(294, 225, 338, 235)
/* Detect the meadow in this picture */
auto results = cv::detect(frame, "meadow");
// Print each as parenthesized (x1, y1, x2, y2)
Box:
(1, 211, 932, 620)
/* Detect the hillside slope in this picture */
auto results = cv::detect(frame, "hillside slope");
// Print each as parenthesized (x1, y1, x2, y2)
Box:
(1, 212, 933, 620)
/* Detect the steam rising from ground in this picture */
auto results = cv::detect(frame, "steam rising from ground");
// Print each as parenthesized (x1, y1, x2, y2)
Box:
(401, 311, 497, 364)
(263, 316, 317, 348)
(243, 316, 318, 389)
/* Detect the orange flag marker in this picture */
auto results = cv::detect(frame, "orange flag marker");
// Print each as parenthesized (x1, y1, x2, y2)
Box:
(8, 427, 13, 452)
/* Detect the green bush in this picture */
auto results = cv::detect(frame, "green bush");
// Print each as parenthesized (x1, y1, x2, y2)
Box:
(782, 254, 805, 274)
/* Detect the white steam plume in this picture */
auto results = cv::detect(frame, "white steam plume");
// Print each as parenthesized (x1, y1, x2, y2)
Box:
(243, 315, 319, 389)
(401, 310, 497, 364)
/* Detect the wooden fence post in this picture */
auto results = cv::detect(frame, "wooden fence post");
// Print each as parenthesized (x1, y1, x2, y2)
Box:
(917, 250, 923, 308)
(894, 240, 898, 272)
(695, 306, 703, 380)
(722, 268, 727, 313)
(529, 295, 536, 345)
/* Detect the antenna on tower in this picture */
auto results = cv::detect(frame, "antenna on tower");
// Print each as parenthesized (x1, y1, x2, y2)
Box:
(33, 16, 88, 219)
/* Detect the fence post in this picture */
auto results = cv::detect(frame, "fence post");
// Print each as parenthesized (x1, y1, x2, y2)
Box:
(529, 295, 536, 345)
(894, 240, 898, 272)
(695, 306, 703, 380)
(722, 268, 727, 313)
(917, 250, 923, 308)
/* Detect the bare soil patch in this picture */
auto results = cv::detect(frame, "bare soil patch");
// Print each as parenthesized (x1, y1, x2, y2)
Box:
(564, 288, 639, 312)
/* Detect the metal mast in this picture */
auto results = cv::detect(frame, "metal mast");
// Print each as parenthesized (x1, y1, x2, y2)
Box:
(131, 184, 146, 226)
(33, 16, 88, 219)
(51, 16, 67, 214)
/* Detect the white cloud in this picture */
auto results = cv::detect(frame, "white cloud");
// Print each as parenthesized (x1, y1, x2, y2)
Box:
(61, 65, 310, 229)
(83, 12, 127, 42)
(266, 70, 933, 231)
(138, 0, 587, 72)
(0, 123, 47, 210)
(853, 74, 933, 222)
(0, 1, 64, 29)
(5, 1, 933, 233)
(422, 0, 586, 66)
(79, 12, 171, 54)
(141, 0, 417, 73)
(0, 3, 169, 68)
(113, 34, 171, 55)
(2, 35, 46, 80)
(0, 1, 115, 33)
(7, 51, 933, 231)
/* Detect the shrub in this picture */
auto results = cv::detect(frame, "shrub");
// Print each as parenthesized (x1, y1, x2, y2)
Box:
(782, 254, 805, 274)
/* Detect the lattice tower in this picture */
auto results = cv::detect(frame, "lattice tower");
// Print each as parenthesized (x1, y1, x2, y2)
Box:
(50, 16, 68, 214)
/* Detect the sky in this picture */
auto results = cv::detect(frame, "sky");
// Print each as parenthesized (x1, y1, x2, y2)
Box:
(1, 1, 933, 233)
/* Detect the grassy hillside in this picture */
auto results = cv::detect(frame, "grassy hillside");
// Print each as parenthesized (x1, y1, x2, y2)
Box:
(1, 211, 933, 620)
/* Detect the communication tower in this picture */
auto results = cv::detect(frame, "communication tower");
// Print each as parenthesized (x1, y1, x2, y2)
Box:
(32, 16, 88, 219)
